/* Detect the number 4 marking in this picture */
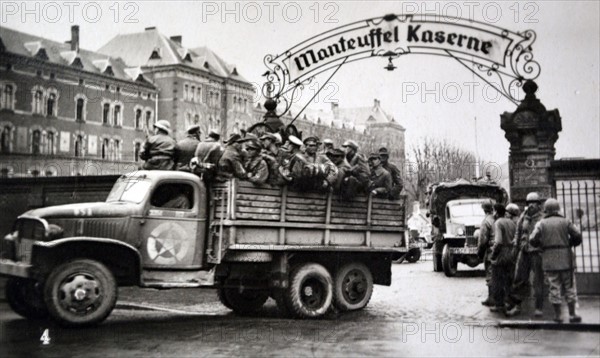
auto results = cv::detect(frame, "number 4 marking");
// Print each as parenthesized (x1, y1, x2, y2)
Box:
(40, 329, 50, 345)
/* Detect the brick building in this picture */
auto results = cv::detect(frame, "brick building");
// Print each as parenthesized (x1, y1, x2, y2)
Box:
(253, 99, 406, 167)
(0, 26, 157, 177)
(98, 27, 255, 141)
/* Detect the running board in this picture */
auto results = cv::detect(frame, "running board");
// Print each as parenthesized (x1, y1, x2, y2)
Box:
(141, 267, 215, 288)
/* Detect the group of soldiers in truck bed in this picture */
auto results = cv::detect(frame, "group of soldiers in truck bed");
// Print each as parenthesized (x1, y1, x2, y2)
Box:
(139, 120, 403, 200)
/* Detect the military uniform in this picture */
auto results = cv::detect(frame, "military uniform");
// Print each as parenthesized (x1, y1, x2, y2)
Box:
(369, 166, 392, 197)
(244, 155, 269, 185)
(174, 134, 200, 171)
(140, 133, 176, 170)
(478, 213, 496, 288)
(490, 216, 516, 309)
(291, 152, 338, 190)
(216, 145, 246, 181)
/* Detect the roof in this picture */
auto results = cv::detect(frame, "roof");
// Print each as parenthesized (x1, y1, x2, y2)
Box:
(0, 26, 154, 85)
(98, 28, 248, 82)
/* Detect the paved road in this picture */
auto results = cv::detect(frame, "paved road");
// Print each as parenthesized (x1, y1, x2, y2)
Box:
(1, 261, 599, 357)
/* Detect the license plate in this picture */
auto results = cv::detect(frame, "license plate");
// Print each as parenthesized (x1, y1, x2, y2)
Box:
(450, 247, 477, 254)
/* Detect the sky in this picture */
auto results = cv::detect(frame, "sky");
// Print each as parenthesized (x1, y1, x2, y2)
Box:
(2, 0, 599, 166)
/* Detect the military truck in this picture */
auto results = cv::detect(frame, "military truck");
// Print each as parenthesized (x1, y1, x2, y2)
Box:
(0, 171, 407, 326)
(428, 179, 508, 277)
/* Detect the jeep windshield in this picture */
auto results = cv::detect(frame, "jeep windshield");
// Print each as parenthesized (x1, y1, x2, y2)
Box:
(106, 178, 152, 204)
(450, 202, 486, 218)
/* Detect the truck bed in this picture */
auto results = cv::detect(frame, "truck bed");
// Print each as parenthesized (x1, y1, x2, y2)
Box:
(209, 180, 407, 259)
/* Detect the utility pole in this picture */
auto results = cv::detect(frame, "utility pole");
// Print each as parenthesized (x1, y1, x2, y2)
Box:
(474, 116, 480, 179)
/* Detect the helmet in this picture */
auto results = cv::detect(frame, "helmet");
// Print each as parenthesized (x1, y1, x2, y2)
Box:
(543, 198, 560, 214)
(506, 203, 520, 217)
(526, 192, 541, 203)
(153, 119, 171, 134)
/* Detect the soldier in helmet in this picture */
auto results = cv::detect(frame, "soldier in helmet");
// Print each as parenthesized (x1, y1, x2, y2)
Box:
(506, 203, 521, 224)
(529, 198, 582, 323)
(506, 192, 545, 317)
(320, 138, 334, 154)
(140, 119, 176, 170)
(489, 204, 517, 314)
(478, 199, 496, 307)
(174, 125, 201, 172)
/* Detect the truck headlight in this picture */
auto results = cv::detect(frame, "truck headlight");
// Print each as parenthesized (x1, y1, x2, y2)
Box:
(456, 227, 465, 236)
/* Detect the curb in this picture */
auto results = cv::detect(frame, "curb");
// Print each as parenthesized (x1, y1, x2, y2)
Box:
(498, 320, 600, 332)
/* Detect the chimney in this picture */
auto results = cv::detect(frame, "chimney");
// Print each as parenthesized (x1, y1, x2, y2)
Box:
(374, 98, 380, 108)
(331, 102, 339, 118)
(170, 36, 182, 45)
(71, 25, 79, 52)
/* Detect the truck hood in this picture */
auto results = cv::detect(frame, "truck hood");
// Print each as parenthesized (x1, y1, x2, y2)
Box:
(448, 217, 484, 227)
(25, 202, 140, 219)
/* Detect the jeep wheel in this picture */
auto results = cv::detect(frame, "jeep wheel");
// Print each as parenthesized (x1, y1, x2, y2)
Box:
(333, 262, 373, 311)
(285, 263, 333, 318)
(6, 278, 48, 319)
(44, 259, 117, 327)
(442, 244, 458, 277)
(220, 287, 269, 315)
(406, 248, 422, 263)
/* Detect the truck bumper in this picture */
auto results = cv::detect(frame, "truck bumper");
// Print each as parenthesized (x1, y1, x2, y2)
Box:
(0, 259, 32, 278)
(448, 247, 478, 255)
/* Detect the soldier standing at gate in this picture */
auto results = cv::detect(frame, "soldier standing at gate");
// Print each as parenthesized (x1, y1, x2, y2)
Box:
(506, 192, 545, 317)
(174, 125, 201, 172)
(529, 198, 582, 323)
(379, 147, 403, 199)
(489, 204, 517, 314)
(139, 119, 176, 170)
(478, 200, 496, 307)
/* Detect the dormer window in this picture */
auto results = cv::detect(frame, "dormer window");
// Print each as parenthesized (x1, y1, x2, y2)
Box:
(71, 57, 84, 68)
(104, 66, 114, 76)
(203, 61, 210, 69)
(150, 47, 161, 59)
(231, 67, 238, 76)
(35, 48, 49, 60)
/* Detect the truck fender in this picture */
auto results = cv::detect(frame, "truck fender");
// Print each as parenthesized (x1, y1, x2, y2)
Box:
(31, 237, 142, 285)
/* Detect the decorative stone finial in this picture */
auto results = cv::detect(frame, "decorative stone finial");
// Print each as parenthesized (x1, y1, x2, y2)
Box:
(264, 98, 277, 112)
(523, 80, 538, 96)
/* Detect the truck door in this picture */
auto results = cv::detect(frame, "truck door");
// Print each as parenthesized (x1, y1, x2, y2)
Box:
(139, 181, 205, 269)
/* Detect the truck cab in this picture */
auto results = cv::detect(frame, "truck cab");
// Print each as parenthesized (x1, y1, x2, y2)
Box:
(428, 179, 507, 277)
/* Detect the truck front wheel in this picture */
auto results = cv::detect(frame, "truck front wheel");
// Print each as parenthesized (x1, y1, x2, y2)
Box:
(6, 278, 48, 319)
(285, 263, 333, 318)
(333, 262, 373, 311)
(44, 259, 117, 327)
(442, 244, 458, 277)
(219, 288, 269, 315)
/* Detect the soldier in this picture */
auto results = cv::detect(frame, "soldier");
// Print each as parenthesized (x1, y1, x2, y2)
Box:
(529, 198, 583, 323)
(278, 135, 303, 183)
(260, 133, 285, 186)
(320, 138, 334, 154)
(342, 140, 370, 197)
(191, 129, 223, 181)
(326, 148, 351, 193)
(379, 147, 403, 199)
(367, 153, 392, 198)
(489, 204, 517, 314)
(216, 133, 246, 181)
(174, 125, 201, 172)
(139, 119, 176, 170)
(243, 138, 269, 185)
(506, 192, 545, 317)
(292, 136, 338, 191)
(478, 200, 496, 307)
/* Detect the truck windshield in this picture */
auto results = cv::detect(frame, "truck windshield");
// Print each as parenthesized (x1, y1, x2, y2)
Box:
(450, 203, 486, 218)
(106, 178, 151, 204)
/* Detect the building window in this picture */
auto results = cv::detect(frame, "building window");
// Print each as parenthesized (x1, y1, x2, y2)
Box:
(184, 84, 189, 101)
(74, 134, 84, 157)
(215, 93, 219, 108)
(135, 109, 142, 129)
(103, 103, 110, 124)
(194, 114, 200, 124)
(1, 124, 13, 153)
(31, 130, 41, 154)
(134, 142, 141, 162)
(190, 86, 195, 102)
(145, 110, 153, 129)
(197, 87, 202, 103)
(46, 131, 56, 155)
(113, 105, 122, 126)
(101, 138, 109, 159)
(114, 139, 121, 161)
(33, 89, 44, 114)
(75, 97, 86, 121)
(1, 84, 15, 110)
(243, 98, 247, 113)
(47, 93, 56, 117)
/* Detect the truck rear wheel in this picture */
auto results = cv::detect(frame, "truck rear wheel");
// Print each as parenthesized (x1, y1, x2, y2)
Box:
(285, 263, 333, 318)
(44, 259, 117, 327)
(333, 262, 373, 311)
(219, 288, 269, 315)
(406, 248, 421, 263)
(442, 244, 458, 277)
(6, 278, 48, 319)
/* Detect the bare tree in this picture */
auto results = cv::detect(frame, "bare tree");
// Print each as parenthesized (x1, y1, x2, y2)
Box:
(404, 137, 482, 205)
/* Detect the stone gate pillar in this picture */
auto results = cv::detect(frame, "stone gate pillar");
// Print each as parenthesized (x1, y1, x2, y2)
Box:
(500, 80, 562, 206)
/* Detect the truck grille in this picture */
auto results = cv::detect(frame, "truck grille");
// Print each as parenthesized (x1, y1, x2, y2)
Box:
(465, 226, 477, 247)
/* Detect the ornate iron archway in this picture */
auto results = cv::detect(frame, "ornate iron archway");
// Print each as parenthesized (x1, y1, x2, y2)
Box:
(259, 13, 540, 127)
